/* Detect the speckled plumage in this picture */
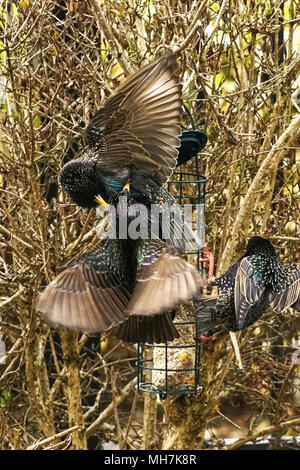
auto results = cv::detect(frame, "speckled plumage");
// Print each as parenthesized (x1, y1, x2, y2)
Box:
(195, 236, 300, 338)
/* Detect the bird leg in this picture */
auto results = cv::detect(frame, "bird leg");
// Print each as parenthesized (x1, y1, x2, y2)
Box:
(198, 334, 217, 342)
(196, 326, 228, 342)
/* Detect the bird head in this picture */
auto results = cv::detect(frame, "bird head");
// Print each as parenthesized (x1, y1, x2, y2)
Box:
(59, 158, 106, 208)
(245, 236, 276, 257)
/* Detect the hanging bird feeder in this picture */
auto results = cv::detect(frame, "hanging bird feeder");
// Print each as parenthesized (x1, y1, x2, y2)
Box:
(176, 105, 207, 167)
(176, 106, 207, 167)
(137, 314, 202, 398)
(136, 106, 214, 398)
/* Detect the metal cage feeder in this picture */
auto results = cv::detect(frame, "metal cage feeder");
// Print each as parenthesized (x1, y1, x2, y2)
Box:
(136, 109, 213, 397)
(137, 316, 202, 398)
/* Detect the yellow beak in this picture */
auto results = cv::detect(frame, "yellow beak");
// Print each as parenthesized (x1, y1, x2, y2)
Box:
(123, 182, 130, 192)
(95, 195, 109, 209)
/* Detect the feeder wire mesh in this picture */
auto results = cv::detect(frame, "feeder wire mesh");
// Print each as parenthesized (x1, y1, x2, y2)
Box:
(136, 107, 212, 397)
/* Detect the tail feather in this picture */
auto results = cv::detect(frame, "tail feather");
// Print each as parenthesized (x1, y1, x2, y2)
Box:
(194, 296, 219, 335)
(292, 298, 300, 312)
(110, 312, 179, 344)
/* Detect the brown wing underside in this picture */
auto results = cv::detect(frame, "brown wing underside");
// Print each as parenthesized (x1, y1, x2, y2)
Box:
(35, 259, 131, 333)
(126, 245, 206, 316)
(87, 54, 183, 184)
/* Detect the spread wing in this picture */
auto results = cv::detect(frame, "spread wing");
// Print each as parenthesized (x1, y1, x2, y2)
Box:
(268, 263, 300, 313)
(35, 242, 131, 332)
(234, 257, 266, 329)
(126, 239, 205, 316)
(86, 54, 182, 184)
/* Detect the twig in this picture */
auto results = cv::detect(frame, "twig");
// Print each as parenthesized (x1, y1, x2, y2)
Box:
(216, 410, 241, 430)
(83, 352, 109, 420)
(89, 0, 131, 75)
(172, 1, 206, 54)
(229, 332, 243, 369)
(0, 287, 25, 309)
(26, 425, 81, 450)
(274, 363, 297, 422)
(220, 113, 300, 272)
(86, 377, 137, 438)
(269, 236, 300, 241)
(110, 367, 124, 449)
(123, 390, 138, 446)
(65, 209, 95, 257)
(223, 417, 300, 450)
(200, 0, 229, 58)
(60, 330, 87, 450)
(0, 224, 34, 250)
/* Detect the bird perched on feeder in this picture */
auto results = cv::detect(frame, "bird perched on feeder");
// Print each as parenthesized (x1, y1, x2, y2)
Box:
(195, 236, 300, 340)
(59, 54, 203, 251)
(36, 237, 204, 338)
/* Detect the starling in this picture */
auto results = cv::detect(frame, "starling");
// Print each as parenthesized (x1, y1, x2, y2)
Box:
(59, 54, 201, 250)
(36, 55, 205, 342)
(195, 236, 300, 339)
(36, 237, 205, 342)
(60, 54, 183, 209)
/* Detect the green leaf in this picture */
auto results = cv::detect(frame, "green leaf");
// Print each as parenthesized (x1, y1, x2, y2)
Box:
(0, 389, 10, 407)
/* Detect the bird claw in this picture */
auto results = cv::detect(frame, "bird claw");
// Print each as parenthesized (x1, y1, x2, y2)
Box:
(208, 276, 217, 286)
